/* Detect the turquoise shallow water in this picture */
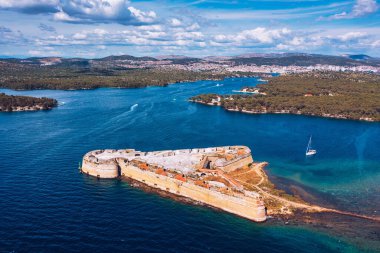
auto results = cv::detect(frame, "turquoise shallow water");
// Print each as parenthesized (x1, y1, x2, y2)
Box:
(0, 77, 379, 252)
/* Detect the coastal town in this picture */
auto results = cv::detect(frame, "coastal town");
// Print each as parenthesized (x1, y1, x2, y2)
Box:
(117, 60, 380, 74)
(30, 55, 380, 74)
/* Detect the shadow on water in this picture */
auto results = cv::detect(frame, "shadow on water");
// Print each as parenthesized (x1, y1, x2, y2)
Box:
(266, 171, 339, 208)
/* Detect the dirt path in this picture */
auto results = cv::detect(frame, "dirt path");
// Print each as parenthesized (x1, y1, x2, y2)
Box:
(252, 163, 267, 186)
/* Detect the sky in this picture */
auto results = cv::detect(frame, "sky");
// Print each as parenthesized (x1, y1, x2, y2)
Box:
(0, 0, 379, 58)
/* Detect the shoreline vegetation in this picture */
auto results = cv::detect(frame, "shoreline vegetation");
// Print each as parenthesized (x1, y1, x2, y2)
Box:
(0, 93, 57, 112)
(0, 63, 239, 90)
(190, 71, 380, 122)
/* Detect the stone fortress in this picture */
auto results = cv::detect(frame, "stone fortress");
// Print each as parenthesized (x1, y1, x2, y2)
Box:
(81, 146, 267, 222)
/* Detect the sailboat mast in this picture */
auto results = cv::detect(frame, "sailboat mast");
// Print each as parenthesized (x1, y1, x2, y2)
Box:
(306, 136, 312, 153)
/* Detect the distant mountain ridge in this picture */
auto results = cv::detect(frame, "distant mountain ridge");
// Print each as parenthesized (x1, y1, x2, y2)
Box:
(1, 53, 379, 67)
(342, 54, 373, 61)
(98, 55, 157, 61)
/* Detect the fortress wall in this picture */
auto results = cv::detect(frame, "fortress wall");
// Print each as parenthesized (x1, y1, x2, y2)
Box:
(119, 160, 266, 222)
(82, 158, 119, 178)
(218, 155, 253, 173)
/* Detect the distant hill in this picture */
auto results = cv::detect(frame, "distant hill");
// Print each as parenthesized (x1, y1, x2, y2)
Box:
(233, 53, 309, 58)
(227, 54, 380, 66)
(203, 56, 234, 61)
(1, 53, 379, 67)
(155, 55, 191, 60)
(172, 53, 380, 66)
(97, 55, 157, 61)
(342, 54, 373, 61)
(155, 55, 203, 64)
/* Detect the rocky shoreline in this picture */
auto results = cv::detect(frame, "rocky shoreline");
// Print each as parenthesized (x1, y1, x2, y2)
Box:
(225, 107, 376, 122)
(0, 93, 58, 112)
(1, 105, 55, 112)
(190, 100, 377, 122)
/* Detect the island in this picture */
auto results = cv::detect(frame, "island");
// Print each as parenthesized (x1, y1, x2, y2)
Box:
(81, 146, 379, 223)
(190, 71, 380, 121)
(0, 93, 58, 112)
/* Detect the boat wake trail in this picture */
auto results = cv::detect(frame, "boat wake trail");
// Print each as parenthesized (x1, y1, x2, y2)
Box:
(110, 104, 139, 123)
(130, 103, 138, 111)
(96, 103, 140, 130)
(214, 83, 224, 87)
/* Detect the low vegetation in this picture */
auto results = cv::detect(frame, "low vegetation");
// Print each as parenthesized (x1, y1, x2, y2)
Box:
(0, 61, 229, 90)
(190, 71, 380, 121)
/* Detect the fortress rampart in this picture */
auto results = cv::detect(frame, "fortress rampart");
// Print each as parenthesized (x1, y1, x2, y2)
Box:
(81, 146, 267, 222)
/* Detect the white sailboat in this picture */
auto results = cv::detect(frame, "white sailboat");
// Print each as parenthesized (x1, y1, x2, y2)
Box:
(306, 136, 317, 156)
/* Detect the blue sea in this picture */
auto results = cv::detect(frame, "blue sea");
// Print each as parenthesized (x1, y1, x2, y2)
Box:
(0, 78, 379, 252)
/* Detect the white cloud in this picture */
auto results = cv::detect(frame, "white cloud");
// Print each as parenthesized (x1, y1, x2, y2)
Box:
(352, 0, 379, 17)
(336, 32, 368, 41)
(141, 31, 167, 39)
(0, 0, 58, 13)
(198, 41, 206, 47)
(288, 37, 304, 46)
(237, 28, 291, 43)
(370, 40, 380, 47)
(138, 25, 163, 31)
(128, 6, 156, 23)
(325, 0, 378, 19)
(0, 26, 27, 45)
(73, 33, 87, 40)
(5, 15, 380, 57)
(207, 2, 352, 21)
(213, 34, 228, 42)
(276, 43, 290, 50)
(28, 49, 61, 56)
(53, 10, 79, 22)
(93, 29, 108, 36)
(170, 18, 182, 27)
(0, 0, 157, 25)
(174, 31, 203, 40)
(214, 27, 292, 45)
(186, 23, 200, 31)
(28, 50, 44, 55)
(274, 30, 378, 52)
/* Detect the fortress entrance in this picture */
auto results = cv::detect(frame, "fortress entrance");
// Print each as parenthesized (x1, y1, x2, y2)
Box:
(204, 160, 212, 169)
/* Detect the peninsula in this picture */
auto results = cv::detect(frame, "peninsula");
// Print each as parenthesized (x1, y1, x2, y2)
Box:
(190, 71, 380, 121)
(0, 93, 57, 112)
(81, 146, 379, 223)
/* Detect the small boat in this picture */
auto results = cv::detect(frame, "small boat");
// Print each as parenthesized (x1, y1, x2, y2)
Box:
(306, 136, 317, 156)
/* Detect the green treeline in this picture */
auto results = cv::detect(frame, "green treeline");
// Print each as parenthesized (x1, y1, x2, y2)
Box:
(0, 63, 228, 90)
(190, 71, 380, 121)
